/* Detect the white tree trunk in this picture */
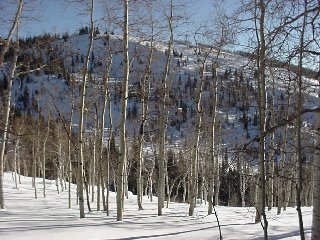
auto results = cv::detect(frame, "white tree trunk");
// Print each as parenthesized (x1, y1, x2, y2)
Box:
(268, 80, 275, 211)
(13, 137, 20, 189)
(97, 37, 112, 213)
(117, 0, 129, 221)
(255, 2, 268, 238)
(158, 0, 173, 216)
(189, 63, 205, 216)
(0, 0, 23, 67)
(42, 113, 50, 198)
(0, 33, 20, 209)
(68, 100, 74, 209)
(105, 75, 113, 216)
(295, 2, 307, 238)
(208, 65, 218, 215)
(312, 106, 320, 239)
(137, 42, 153, 210)
(240, 155, 247, 207)
(215, 125, 222, 206)
(77, 0, 95, 218)
(92, 115, 97, 205)
(278, 86, 291, 214)
(32, 138, 38, 199)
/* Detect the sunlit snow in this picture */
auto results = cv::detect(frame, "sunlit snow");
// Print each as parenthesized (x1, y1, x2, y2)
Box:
(0, 172, 312, 240)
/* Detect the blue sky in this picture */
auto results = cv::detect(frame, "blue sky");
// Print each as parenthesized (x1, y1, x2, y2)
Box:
(21, 0, 93, 37)
(1, 0, 236, 38)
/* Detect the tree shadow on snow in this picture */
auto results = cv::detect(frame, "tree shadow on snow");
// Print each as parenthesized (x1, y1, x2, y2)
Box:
(266, 228, 311, 240)
(110, 226, 215, 240)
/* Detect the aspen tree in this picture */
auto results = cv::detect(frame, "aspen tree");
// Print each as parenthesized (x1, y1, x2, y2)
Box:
(240, 155, 248, 207)
(68, 100, 74, 209)
(267, 68, 276, 211)
(13, 137, 20, 189)
(42, 111, 50, 198)
(117, 0, 129, 221)
(158, 0, 174, 216)
(208, 62, 218, 215)
(105, 62, 113, 216)
(0, 0, 23, 67)
(98, 33, 112, 214)
(207, 14, 232, 211)
(189, 27, 212, 216)
(312, 62, 320, 240)
(0, 0, 23, 210)
(254, 1, 268, 238)
(295, 1, 308, 239)
(12, 118, 23, 190)
(311, 6, 320, 236)
(77, 0, 95, 218)
(92, 110, 97, 205)
(278, 70, 293, 213)
(137, 39, 154, 210)
(32, 125, 38, 199)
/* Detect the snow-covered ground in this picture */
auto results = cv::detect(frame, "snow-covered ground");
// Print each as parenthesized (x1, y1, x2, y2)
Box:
(0, 172, 312, 240)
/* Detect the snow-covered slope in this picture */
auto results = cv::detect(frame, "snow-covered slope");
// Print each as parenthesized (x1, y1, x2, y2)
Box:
(10, 33, 318, 152)
(0, 172, 312, 240)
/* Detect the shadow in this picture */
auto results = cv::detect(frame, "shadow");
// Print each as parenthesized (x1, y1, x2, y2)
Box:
(267, 228, 312, 240)
(110, 226, 215, 240)
(0, 222, 108, 233)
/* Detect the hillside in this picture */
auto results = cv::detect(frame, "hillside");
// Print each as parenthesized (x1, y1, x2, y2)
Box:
(2, 0, 320, 238)
(0, 32, 318, 207)
(7, 32, 318, 150)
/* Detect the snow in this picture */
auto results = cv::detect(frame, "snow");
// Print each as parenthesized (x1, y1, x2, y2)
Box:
(0, 172, 312, 240)
(1, 33, 317, 240)
(7, 33, 318, 162)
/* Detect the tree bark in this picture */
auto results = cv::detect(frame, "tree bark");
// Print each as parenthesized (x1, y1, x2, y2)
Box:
(278, 80, 291, 214)
(77, 0, 95, 219)
(68, 100, 74, 209)
(0, 0, 23, 67)
(105, 74, 113, 216)
(189, 62, 205, 216)
(295, 1, 307, 239)
(254, 1, 268, 238)
(42, 112, 50, 198)
(92, 113, 97, 205)
(117, 0, 129, 221)
(137, 39, 153, 210)
(208, 64, 218, 215)
(268, 72, 276, 211)
(32, 137, 38, 199)
(312, 85, 320, 239)
(158, 0, 173, 216)
(98, 34, 112, 214)
(239, 155, 247, 207)
(0, 30, 20, 209)
(13, 136, 20, 189)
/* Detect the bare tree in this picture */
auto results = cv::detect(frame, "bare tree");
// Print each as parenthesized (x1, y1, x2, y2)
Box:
(137, 36, 154, 210)
(207, 9, 236, 215)
(42, 111, 50, 197)
(189, 26, 213, 216)
(295, 1, 308, 238)
(97, 33, 112, 213)
(0, 0, 23, 210)
(117, 0, 129, 221)
(253, 1, 268, 238)
(0, 0, 23, 67)
(158, 0, 174, 216)
(312, 66, 320, 239)
(76, 0, 95, 218)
